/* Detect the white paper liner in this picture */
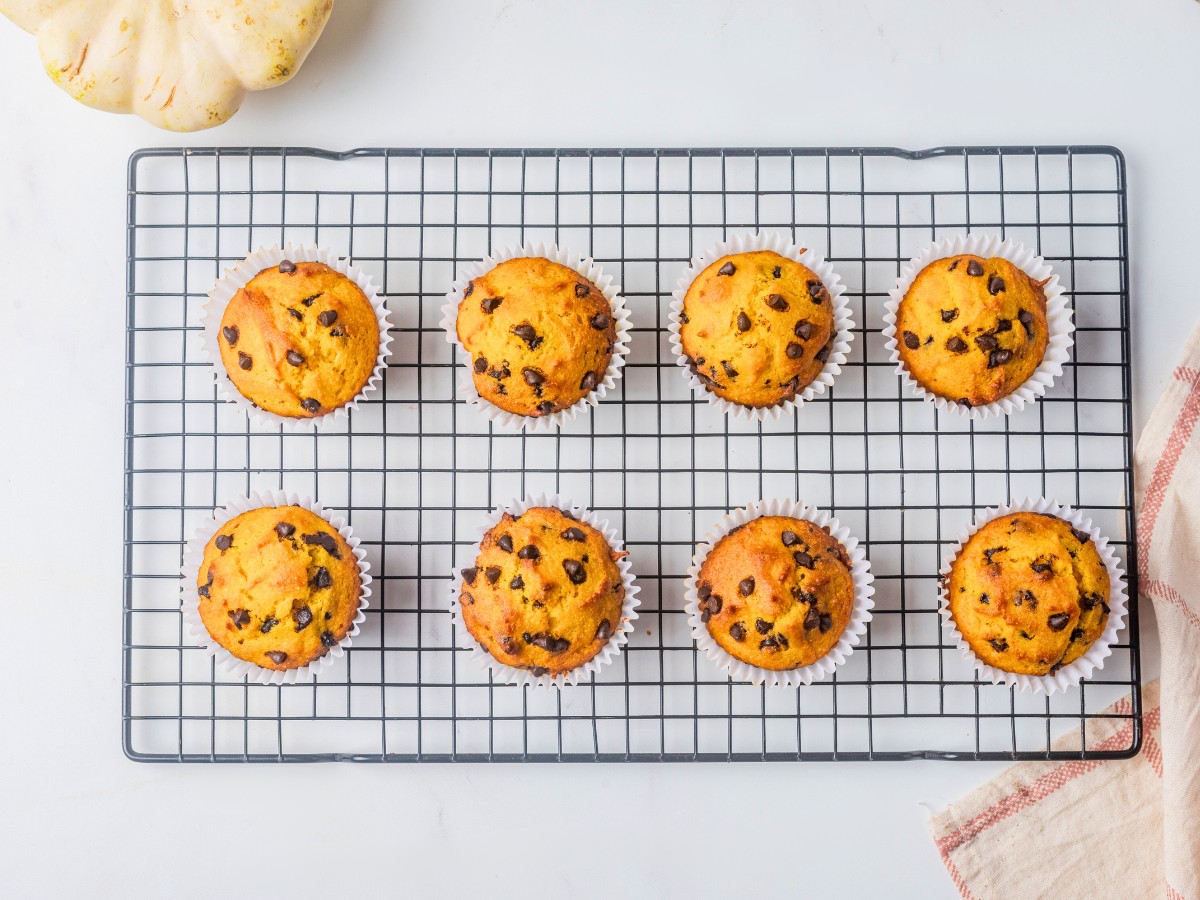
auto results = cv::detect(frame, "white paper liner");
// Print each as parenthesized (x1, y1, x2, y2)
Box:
(882, 234, 1073, 419)
(201, 243, 393, 432)
(667, 232, 853, 422)
(938, 497, 1128, 695)
(448, 494, 640, 688)
(179, 491, 371, 685)
(438, 243, 631, 432)
(685, 499, 875, 687)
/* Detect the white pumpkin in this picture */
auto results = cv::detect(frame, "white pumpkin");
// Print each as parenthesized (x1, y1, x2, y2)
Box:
(0, 0, 334, 131)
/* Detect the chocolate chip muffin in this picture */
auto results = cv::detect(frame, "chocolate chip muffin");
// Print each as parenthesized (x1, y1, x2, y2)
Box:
(458, 506, 627, 676)
(218, 259, 380, 418)
(197, 506, 361, 671)
(679, 250, 836, 408)
(895, 254, 1049, 409)
(455, 257, 616, 418)
(696, 516, 855, 670)
(947, 512, 1110, 676)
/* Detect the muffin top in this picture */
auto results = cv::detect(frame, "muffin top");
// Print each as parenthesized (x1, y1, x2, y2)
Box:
(947, 512, 1110, 676)
(895, 254, 1049, 409)
(218, 260, 380, 418)
(455, 257, 616, 418)
(697, 516, 855, 671)
(197, 505, 361, 671)
(679, 250, 836, 409)
(459, 507, 626, 676)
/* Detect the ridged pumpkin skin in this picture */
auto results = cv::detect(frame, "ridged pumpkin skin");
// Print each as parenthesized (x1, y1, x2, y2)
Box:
(0, 0, 334, 131)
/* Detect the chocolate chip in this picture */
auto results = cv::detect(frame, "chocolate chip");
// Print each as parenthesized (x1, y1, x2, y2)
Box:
(941, 309, 959, 323)
(1048, 613, 1070, 631)
(815, 342, 831, 363)
(947, 336, 968, 353)
(222, 325, 239, 345)
(988, 348, 1013, 368)
(958, 398, 972, 407)
(287, 307, 303, 321)
(966, 259, 984, 277)
(793, 320, 814, 341)
(1071, 528, 1091, 544)
(461, 567, 478, 585)
(737, 312, 751, 332)
(722, 360, 738, 379)
(259, 617, 278, 634)
(698, 583, 712, 601)
(803, 608, 820, 630)
(1080, 592, 1102, 611)
(237, 351, 252, 370)
(474, 356, 488, 374)
(983, 547, 1005, 564)
(590, 313, 610, 330)
(988, 638, 1008, 653)
(516, 545, 539, 562)
(286, 350, 304, 367)
(718, 262, 735, 276)
(481, 296, 504, 313)
(1018, 308, 1034, 336)
(509, 574, 524, 590)
(294, 606, 313, 631)
(1031, 557, 1053, 574)
(525, 632, 570, 654)
(724, 621, 744, 642)
(513, 323, 541, 348)
(563, 559, 586, 584)
(808, 281, 826, 303)
(902, 330, 920, 350)
(528, 666, 548, 676)
(265, 650, 288, 664)
(785, 342, 803, 359)
(818, 614, 833, 633)
(561, 527, 586, 543)
(996, 318, 1012, 333)
(738, 577, 755, 596)
(704, 595, 723, 617)
(318, 310, 338, 328)
(301, 293, 322, 307)
(484, 566, 501, 584)
(772, 266, 782, 278)
(579, 371, 597, 392)
(1070, 628, 1085, 641)
(331, 330, 344, 343)
(594, 619, 612, 641)
(948, 258, 961, 272)
(488, 364, 511, 381)
(302, 532, 342, 559)
(228, 608, 250, 628)
(463, 282, 475, 298)
(755, 618, 772, 635)
(498, 535, 513, 553)
(574, 283, 590, 298)
(537, 400, 555, 415)
(781, 530, 800, 547)
(759, 636, 779, 650)
(197, 583, 210, 598)
(979, 593, 990, 604)
(766, 293, 789, 312)
(975, 333, 999, 352)
(320, 631, 336, 648)
(309, 566, 332, 590)
(1016, 590, 1038, 610)
(679, 311, 689, 324)
(793, 551, 814, 569)
(988, 275, 1006, 295)
(300, 398, 321, 414)
(522, 368, 543, 386)
(275, 522, 295, 539)
(278, 260, 296, 274)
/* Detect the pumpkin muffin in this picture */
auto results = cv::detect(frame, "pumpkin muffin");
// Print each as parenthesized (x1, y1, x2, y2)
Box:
(197, 505, 362, 671)
(455, 257, 616, 418)
(679, 250, 836, 408)
(458, 507, 627, 676)
(947, 512, 1110, 676)
(696, 516, 855, 670)
(218, 259, 380, 418)
(895, 254, 1049, 409)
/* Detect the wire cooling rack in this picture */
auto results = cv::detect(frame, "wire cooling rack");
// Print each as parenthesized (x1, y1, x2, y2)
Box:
(124, 146, 1139, 762)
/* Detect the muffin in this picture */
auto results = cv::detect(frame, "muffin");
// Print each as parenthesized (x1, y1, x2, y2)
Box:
(679, 250, 835, 408)
(895, 254, 1049, 409)
(458, 506, 627, 676)
(196, 505, 362, 671)
(455, 256, 616, 418)
(947, 512, 1110, 676)
(218, 259, 380, 418)
(696, 515, 855, 670)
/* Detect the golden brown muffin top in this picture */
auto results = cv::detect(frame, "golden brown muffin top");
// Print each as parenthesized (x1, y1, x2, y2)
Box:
(218, 260, 380, 418)
(697, 516, 855, 670)
(680, 250, 836, 409)
(947, 512, 1110, 676)
(197, 506, 362, 671)
(459, 507, 627, 676)
(895, 254, 1049, 408)
(455, 257, 616, 418)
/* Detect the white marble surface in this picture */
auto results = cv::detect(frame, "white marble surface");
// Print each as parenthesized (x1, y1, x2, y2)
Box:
(1, 0, 1195, 895)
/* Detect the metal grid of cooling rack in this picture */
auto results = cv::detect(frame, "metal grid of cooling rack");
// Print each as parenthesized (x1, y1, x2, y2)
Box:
(123, 146, 1139, 762)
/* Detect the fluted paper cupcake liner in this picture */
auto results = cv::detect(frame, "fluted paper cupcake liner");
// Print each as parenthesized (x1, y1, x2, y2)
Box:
(685, 499, 874, 687)
(448, 494, 640, 688)
(938, 497, 1128, 695)
(179, 491, 371, 685)
(201, 243, 393, 431)
(882, 234, 1073, 419)
(439, 243, 631, 432)
(668, 232, 853, 422)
